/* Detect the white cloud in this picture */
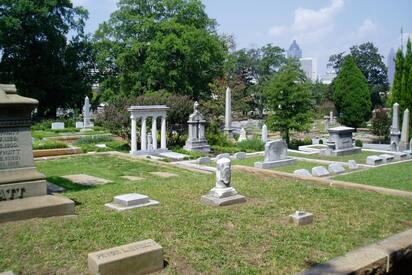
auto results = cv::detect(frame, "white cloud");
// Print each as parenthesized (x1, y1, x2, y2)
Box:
(356, 18, 378, 38)
(268, 0, 344, 39)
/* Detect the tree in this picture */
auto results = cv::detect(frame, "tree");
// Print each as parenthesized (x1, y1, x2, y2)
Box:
(0, 0, 94, 116)
(333, 56, 371, 128)
(264, 58, 313, 144)
(328, 42, 388, 108)
(94, 0, 226, 100)
(402, 38, 412, 111)
(391, 48, 404, 105)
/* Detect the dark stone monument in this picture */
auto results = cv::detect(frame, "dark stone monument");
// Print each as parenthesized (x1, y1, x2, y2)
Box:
(0, 84, 74, 223)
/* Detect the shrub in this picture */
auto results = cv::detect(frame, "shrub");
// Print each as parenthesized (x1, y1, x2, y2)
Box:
(206, 122, 233, 147)
(74, 134, 113, 145)
(371, 108, 391, 143)
(355, 139, 363, 147)
(288, 138, 312, 150)
(211, 145, 239, 154)
(32, 140, 68, 150)
(237, 138, 264, 152)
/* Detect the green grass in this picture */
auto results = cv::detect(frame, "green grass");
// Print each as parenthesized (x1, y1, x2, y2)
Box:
(1, 155, 412, 274)
(78, 140, 130, 153)
(32, 129, 109, 139)
(334, 161, 412, 191)
(289, 150, 377, 164)
(32, 140, 68, 150)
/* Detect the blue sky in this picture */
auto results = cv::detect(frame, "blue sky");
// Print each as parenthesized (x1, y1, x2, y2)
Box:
(72, 0, 411, 75)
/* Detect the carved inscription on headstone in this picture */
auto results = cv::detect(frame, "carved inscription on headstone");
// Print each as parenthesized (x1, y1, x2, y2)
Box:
(0, 128, 34, 169)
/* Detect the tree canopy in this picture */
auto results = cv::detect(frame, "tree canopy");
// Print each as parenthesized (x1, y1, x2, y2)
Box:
(264, 58, 313, 144)
(94, 0, 227, 100)
(0, 0, 94, 116)
(333, 56, 371, 128)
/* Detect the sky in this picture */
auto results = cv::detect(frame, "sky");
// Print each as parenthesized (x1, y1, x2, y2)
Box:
(72, 0, 411, 76)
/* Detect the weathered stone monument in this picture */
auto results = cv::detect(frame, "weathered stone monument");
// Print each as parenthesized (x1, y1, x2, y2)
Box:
(224, 87, 233, 138)
(400, 108, 410, 151)
(129, 105, 169, 156)
(261, 124, 268, 143)
(51, 122, 64, 130)
(320, 126, 361, 156)
(0, 84, 74, 223)
(183, 101, 210, 152)
(289, 211, 313, 226)
(81, 96, 93, 131)
(238, 128, 247, 142)
(390, 103, 401, 151)
(201, 158, 246, 206)
(254, 139, 295, 169)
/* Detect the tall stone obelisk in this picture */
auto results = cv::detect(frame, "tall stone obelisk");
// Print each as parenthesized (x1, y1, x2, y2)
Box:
(82, 96, 92, 132)
(224, 87, 233, 138)
(400, 108, 410, 151)
(390, 103, 401, 151)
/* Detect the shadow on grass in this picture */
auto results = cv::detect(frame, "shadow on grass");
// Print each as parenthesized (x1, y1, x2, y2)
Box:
(47, 176, 96, 192)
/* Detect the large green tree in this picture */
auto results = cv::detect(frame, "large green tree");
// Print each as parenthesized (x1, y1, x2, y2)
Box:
(328, 42, 388, 108)
(391, 48, 404, 106)
(0, 0, 94, 116)
(94, 0, 226, 100)
(264, 58, 313, 144)
(333, 56, 371, 128)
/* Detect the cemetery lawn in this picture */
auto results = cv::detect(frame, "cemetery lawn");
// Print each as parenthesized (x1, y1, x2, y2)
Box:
(289, 150, 378, 164)
(334, 160, 412, 192)
(1, 156, 412, 274)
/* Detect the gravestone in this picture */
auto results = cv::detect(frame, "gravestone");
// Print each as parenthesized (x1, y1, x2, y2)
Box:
(294, 169, 311, 177)
(201, 158, 246, 206)
(320, 126, 361, 156)
(347, 160, 359, 169)
(399, 109, 410, 151)
(149, 172, 177, 178)
(391, 151, 407, 160)
(51, 122, 64, 130)
(232, 152, 246, 160)
(289, 211, 313, 226)
(75, 121, 84, 129)
(62, 174, 112, 186)
(366, 155, 383, 166)
(88, 239, 163, 275)
(183, 101, 210, 152)
(105, 193, 159, 211)
(261, 124, 268, 143)
(0, 84, 74, 223)
(311, 166, 330, 177)
(379, 154, 394, 163)
(216, 153, 230, 161)
(81, 96, 93, 131)
(255, 139, 295, 169)
(238, 128, 247, 142)
(328, 163, 345, 174)
(390, 103, 401, 151)
(196, 157, 210, 164)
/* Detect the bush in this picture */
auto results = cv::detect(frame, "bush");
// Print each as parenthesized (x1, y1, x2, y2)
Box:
(288, 138, 312, 150)
(371, 108, 391, 143)
(74, 134, 113, 145)
(237, 138, 264, 152)
(32, 140, 68, 150)
(211, 145, 239, 154)
(319, 139, 324, 144)
(355, 139, 363, 147)
(206, 122, 233, 147)
(79, 141, 129, 153)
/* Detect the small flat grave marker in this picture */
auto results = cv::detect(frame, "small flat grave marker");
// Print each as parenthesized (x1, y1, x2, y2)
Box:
(347, 160, 359, 169)
(121, 176, 145, 182)
(62, 174, 112, 186)
(289, 211, 313, 226)
(105, 193, 159, 211)
(149, 172, 178, 178)
(311, 166, 330, 177)
(294, 169, 311, 177)
(379, 154, 394, 163)
(366, 155, 383, 166)
(88, 239, 163, 275)
(328, 163, 346, 174)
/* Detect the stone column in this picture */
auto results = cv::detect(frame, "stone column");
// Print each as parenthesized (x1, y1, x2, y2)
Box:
(141, 116, 147, 151)
(188, 123, 193, 142)
(198, 123, 205, 141)
(161, 115, 167, 149)
(152, 116, 158, 150)
(400, 109, 410, 151)
(390, 102, 401, 149)
(224, 87, 233, 137)
(130, 113, 137, 153)
(261, 124, 268, 143)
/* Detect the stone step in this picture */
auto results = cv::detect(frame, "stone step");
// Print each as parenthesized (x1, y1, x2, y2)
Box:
(0, 195, 74, 223)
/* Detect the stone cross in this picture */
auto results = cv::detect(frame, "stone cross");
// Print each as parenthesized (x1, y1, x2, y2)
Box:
(390, 102, 401, 150)
(238, 128, 247, 142)
(261, 124, 268, 143)
(224, 87, 233, 137)
(83, 96, 92, 129)
(400, 108, 410, 151)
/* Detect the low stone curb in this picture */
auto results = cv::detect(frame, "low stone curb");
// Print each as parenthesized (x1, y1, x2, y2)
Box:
(298, 228, 412, 274)
(233, 165, 412, 199)
(33, 147, 81, 158)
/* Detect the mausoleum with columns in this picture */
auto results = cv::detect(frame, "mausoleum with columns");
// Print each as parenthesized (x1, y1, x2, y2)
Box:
(128, 105, 169, 155)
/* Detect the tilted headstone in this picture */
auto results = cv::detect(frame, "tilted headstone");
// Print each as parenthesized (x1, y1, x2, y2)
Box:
(400, 109, 410, 151)
(183, 101, 210, 152)
(347, 160, 359, 169)
(255, 139, 295, 169)
(311, 166, 330, 177)
(328, 163, 346, 174)
(232, 152, 246, 160)
(294, 169, 311, 177)
(366, 155, 383, 166)
(238, 128, 247, 142)
(196, 157, 211, 164)
(0, 84, 74, 223)
(201, 158, 246, 206)
(261, 124, 268, 143)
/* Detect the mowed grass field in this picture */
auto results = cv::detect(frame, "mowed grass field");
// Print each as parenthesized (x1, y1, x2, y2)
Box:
(334, 160, 412, 192)
(1, 156, 412, 274)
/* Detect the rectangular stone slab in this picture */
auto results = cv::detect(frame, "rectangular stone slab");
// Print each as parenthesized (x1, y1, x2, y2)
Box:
(0, 195, 74, 223)
(113, 193, 150, 207)
(254, 158, 295, 169)
(0, 180, 47, 201)
(201, 194, 246, 206)
(88, 239, 163, 275)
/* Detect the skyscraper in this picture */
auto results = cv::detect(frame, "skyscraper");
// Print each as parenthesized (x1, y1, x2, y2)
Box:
(387, 48, 396, 86)
(300, 58, 318, 82)
(287, 40, 302, 59)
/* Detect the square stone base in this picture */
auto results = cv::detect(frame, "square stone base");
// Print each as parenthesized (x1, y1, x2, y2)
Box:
(254, 158, 296, 169)
(320, 147, 361, 157)
(201, 194, 246, 206)
(183, 142, 211, 153)
(0, 195, 75, 223)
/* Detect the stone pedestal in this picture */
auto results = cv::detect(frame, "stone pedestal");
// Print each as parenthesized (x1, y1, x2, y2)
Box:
(255, 139, 295, 169)
(390, 103, 401, 151)
(320, 126, 361, 156)
(0, 84, 74, 223)
(184, 102, 210, 152)
(201, 158, 245, 206)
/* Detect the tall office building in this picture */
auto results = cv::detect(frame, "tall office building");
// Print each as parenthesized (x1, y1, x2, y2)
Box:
(287, 40, 302, 59)
(387, 48, 396, 86)
(300, 58, 318, 82)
